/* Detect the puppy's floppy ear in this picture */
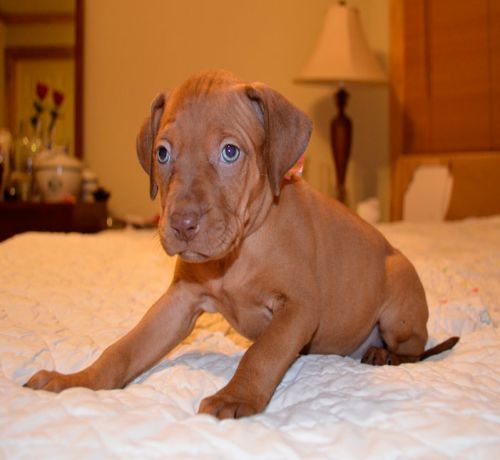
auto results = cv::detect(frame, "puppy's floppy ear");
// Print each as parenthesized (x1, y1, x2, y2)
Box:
(136, 92, 168, 200)
(245, 83, 312, 196)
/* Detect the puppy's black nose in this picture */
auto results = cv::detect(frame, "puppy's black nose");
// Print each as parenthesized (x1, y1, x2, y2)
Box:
(170, 211, 200, 241)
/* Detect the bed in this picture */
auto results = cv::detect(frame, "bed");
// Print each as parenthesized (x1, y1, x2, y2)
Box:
(1, 216, 499, 459)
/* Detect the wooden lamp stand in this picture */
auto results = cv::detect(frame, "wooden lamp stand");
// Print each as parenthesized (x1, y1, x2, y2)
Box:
(330, 87, 352, 204)
(298, 3, 386, 205)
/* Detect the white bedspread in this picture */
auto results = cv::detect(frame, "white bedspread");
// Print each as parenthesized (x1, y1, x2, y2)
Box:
(1, 217, 500, 459)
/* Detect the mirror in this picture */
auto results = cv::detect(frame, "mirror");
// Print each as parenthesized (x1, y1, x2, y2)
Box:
(0, 0, 83, 159)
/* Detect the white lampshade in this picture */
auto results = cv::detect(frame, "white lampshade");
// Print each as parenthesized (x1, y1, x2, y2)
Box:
(299, 3, 386, 83)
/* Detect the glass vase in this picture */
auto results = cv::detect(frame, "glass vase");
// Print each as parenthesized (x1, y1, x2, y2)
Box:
(15, 120, 43, 200)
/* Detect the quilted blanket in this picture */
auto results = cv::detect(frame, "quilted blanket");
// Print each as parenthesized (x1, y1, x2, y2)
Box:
(1, 217, 499, 459)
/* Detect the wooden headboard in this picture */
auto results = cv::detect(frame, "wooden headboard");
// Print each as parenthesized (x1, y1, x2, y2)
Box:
(389, 0, 500, 220)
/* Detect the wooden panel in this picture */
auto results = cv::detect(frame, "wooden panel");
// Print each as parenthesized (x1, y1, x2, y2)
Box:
(446, 154, 500, 219)
(389, 0, 404, 165)
(399, 0, 492, 154)
(492, 0, 500, 149)
(427, 0, 490, 152)
(402, 1, 429, 154)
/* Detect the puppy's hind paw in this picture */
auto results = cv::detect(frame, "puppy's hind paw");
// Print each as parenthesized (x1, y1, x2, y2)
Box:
(361, 347, 401, 366)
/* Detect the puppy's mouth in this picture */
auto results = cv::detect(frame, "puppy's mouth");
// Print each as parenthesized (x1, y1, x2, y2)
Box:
(159, 228, 241, 264)
(175, 238, 241, 263)
(178, 250, 211, 263)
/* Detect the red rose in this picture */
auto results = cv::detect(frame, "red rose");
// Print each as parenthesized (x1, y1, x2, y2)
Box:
(53, 90, 65, 107)
(36, 82, 49, 100)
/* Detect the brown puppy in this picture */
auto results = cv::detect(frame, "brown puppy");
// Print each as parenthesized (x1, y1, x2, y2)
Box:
(25, 70, 458, 419)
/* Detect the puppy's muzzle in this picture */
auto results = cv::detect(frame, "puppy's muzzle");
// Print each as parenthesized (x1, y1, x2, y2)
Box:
(170, 211, 200, 242)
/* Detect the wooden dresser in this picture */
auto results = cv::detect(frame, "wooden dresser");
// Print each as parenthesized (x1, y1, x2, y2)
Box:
(0, 201, 108, 242)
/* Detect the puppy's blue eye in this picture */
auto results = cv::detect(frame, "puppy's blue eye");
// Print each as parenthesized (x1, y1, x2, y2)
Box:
(221, 144, 240, 163)
(156, 146, 170, 164)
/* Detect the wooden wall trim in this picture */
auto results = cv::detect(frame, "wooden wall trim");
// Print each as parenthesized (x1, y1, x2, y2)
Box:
(0, 13, 74, 25)
(5, 46, 74, 60)
(389, 0, 404, 220)
(75, 0, 84, 159)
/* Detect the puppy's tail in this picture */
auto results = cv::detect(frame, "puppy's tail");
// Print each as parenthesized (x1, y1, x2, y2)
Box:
(420, 336, 460, 361)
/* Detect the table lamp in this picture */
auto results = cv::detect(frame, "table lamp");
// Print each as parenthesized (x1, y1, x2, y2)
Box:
(298, 1, 386, 203)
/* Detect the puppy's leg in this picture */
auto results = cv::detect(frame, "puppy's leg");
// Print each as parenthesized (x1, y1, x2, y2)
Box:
(199, 302, 317, 419)
(361, 251, 459, 365)
(362, 251, 428, 366)
(24, 283, 202, 392)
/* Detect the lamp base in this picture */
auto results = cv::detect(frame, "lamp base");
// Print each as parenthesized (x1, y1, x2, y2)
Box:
(330, 88, 352, 204)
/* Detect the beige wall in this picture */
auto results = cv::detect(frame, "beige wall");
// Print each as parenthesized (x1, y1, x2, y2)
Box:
(84, 0, 389, 220)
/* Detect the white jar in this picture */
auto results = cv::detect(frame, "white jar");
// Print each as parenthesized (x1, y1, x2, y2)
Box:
(34, 148, 83, 202)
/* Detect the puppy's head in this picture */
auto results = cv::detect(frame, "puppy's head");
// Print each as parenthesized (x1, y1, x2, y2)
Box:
(137, 70, 311, 262)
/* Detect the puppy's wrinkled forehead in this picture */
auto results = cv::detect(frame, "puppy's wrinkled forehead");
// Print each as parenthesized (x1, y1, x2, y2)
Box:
(161, 71, 262, 136)
(171, 70, 239, 106)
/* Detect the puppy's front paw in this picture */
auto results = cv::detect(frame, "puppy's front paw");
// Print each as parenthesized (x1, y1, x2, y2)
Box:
(198, 391, 263, 419)
(24, 370, 77, 393)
